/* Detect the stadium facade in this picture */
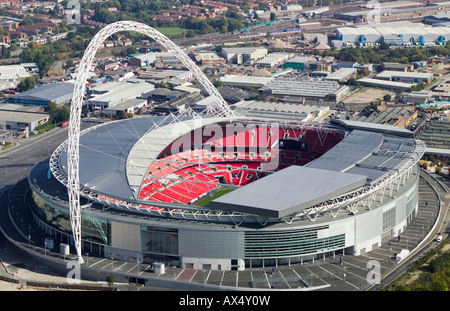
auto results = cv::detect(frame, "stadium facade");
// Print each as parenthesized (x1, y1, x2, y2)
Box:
(28, 115, 425, 271)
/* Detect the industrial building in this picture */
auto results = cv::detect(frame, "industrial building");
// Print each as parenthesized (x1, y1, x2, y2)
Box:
(10, 82, 74, 106)
(284, 55, 315, 70)
(423, 12, 450, 25)
(256, 52, 294, 69)
(138, 69, 192, 83)
(87, 80, 154, 109)
(128, 53, 156, 67)
(232, 100, 331, 122)
(103, 98, 148, 116)
(0, 65, 31, 82)
(191, 52, 226, 66)
(324, 68, 357, 83)
(221, 47, 268, 65)
(219, 74, 273, 89)
(0, 110, 49, 132)
(351, 107, 418, 128)
(260, 78, 350, 102)
(142, 88, 183, 103)
(357, 77, 414, 91)
(376, 71, 434, 84)
(335, 21, 450, 46)
(334, 1, 450, 23)
(417, 120, 450, 150)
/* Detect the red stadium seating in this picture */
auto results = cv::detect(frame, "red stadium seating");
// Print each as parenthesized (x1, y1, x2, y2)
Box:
(138, 124, 344, 206)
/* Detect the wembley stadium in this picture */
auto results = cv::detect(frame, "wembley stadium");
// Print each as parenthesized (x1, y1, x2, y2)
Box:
(28, 114, 426, 271)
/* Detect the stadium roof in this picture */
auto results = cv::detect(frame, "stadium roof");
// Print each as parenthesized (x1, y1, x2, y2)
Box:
(59, 117, 160, 200)
(55, 117, 424, 219)
(59, 115, 246, 201)
(306, 129, 384, 172)
(331, 119, 414, 138)
(210, 166, 367, 218)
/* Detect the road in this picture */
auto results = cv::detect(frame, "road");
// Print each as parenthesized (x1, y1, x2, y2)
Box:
(0, 120, 98, 188)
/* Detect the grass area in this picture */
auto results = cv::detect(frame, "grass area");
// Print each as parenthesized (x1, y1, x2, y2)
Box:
(196, 188, 234, 207)
(385, 237, 450, 291)
(154, 27, 187, 37)
(1, 141, 14, 151)
(35, 122, 57, 134)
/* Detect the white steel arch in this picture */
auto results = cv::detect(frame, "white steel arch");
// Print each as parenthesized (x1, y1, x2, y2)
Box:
(67, 21, 233, 263)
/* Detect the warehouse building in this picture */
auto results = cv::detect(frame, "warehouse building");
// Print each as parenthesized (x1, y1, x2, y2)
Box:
(284, 55, 315, 70)
(141, 88, 183, 103)
(103, 98, 148, 116)
(357, 78, 414, 91)
(324, 68, 357, 83)
(10, 82, 74, 106)
(376, 71, 434, 84)
(221, 47, 268, 65)
(260, 78, 350, 102)
(0, 65, 31, 82)
(423, 12, 450, 25)
(232, 100, 331, 122)
(87, 80, 154, 109)
(191, 52, 226, 66)
(0, 110, 49, 132)
(128, 53, 156, 67)
(256, 52, 294, 69)
(335, 21, 450, 46)
(220, 74, 273, 89)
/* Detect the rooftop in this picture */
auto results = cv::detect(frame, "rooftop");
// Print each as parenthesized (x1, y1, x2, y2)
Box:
(0, 110, 49, 123)
(0, 65, 30, 81)
(210, 165, 368, 218)
(11, 82, 74, 103)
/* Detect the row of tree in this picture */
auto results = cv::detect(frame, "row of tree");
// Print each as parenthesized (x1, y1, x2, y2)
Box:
(386, 244, 449, 291)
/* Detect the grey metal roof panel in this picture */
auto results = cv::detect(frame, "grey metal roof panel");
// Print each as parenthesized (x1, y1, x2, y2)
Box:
(12, 82, 74, 101)
(59, 116, 191, 200)
(210, 166, 367, 218)
(331, 119, 414, 138)
(306, 130, 384, 172)
(345, 166, 386, 183)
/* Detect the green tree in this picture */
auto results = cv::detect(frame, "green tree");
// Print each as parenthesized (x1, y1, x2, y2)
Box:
(105, 274, 114, 288)
(17, 76, 37, 92)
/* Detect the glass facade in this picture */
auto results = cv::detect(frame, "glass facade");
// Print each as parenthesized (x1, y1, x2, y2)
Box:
(245, 226, 345, 258)
(140, 226, 179, 256)
(31, 191, 111, 245)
